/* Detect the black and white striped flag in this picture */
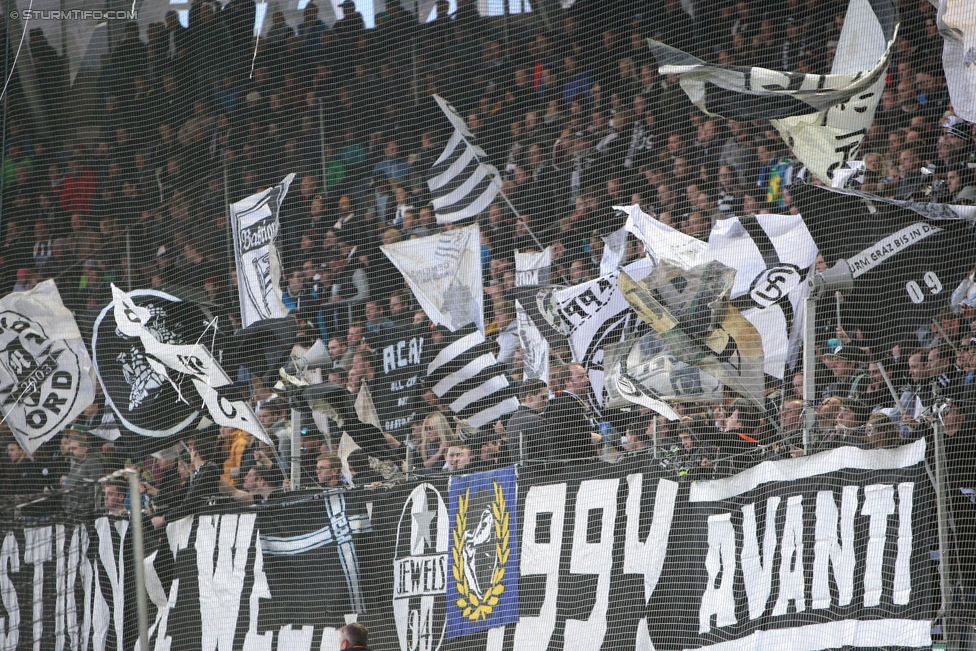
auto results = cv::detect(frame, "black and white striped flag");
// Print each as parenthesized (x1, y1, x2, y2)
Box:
(428, 95, 503, 224)
(426, 326, 519, 429)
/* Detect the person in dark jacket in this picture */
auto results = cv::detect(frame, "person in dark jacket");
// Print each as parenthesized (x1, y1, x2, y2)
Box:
(714, 398, 766, 477)
(151, 434, 220, 529)
(347, 448, 383, 488)
(506, 379, 548, 461)
(62, 432, 104, 517)
(3, 439, 53, 495)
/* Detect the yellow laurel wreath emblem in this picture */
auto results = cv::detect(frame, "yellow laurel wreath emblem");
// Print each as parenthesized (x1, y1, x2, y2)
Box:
(452, 480, 510, 622)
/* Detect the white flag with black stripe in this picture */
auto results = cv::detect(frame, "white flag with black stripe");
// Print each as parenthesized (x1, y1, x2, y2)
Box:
(428, 95, 503, 224)
(705, 215, 818, 378)
(426, 326, 519, 429)
(647, 0, 898, 183)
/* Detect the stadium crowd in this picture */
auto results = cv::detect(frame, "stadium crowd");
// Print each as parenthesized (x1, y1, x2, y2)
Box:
(0, 0, 970, 538)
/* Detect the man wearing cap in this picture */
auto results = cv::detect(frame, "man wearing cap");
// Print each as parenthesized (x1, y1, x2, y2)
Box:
(333, 0, 365, 43)
(823, 346, 870, 401)
(936, 114, 974, 174)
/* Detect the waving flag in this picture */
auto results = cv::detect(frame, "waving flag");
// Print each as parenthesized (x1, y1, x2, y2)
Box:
(109, 285, 272, 446)
(553, 258, 653, 406)
(428, 95, 503, 223)
(706, 214, 818, 378)
(648, 0, 898, 182)
(381, 225, 484, 334)
(514, 248, 551, 287)
(0, 280, 96, 456)
(426, 326, 519, 429)
(619, 261, 766, 406)
(617, 204, 706, 269)
(935, 0, 976, 123)
(791, 184, 976, 353)
(231, 173, 295, 328)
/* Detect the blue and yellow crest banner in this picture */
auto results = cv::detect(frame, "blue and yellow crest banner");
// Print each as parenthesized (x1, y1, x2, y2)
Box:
(446, 465, 519, 638)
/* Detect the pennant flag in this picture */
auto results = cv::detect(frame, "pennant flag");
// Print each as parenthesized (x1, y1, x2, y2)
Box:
(600, 226, 629, 276)
(514, 248, 551, 287)
(552, 258, 653, 406)
(381, 225, 484, 334)
(110, 285, 272, 446)
(647, 0, 898, 182)
(619, 261, 766, 406)
(514, 251, 555, 383)
(617, 204, 706, 269)
(936, 0, 976, 123)
(354, 380, 383, 431)
(0, 280, 96, 456)
(231, 173, 295, 329)
(428, 95, 503, 223)
(446, 465, 519, 638)
(426, 326, 519, 429)
(705, 214, 818, 378)
(791, 184, 976, 352)
(604, 333, 722, 416)
(514, 300, 549, 383)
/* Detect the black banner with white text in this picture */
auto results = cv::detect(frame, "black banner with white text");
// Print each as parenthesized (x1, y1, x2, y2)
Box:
(0, 441, 936, 651)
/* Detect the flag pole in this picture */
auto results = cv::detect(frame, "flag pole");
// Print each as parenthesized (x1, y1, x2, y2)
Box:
(432, 95, 555, 268)
(290, 408, 302, 490)
(127, 469, 150, 651)
(223, 152, 233, 265)
(802, 294, 816, 452)
(492, 175, 572, 285)
(930, 414, 952, 621)
(319, 98, 328, 199)
(805, 260, 855, 451)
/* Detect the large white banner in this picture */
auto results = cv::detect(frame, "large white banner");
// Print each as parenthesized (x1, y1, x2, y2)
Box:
(0, 280, 96, 455)
(381, 224, 485, 335)
(231, 173, 295, 329)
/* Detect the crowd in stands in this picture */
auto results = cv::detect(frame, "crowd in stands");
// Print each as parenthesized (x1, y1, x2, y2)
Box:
(0, 0, 971, 532)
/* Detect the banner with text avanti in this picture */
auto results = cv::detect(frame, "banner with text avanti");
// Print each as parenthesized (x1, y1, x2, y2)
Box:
(0, 440, 935, 651)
